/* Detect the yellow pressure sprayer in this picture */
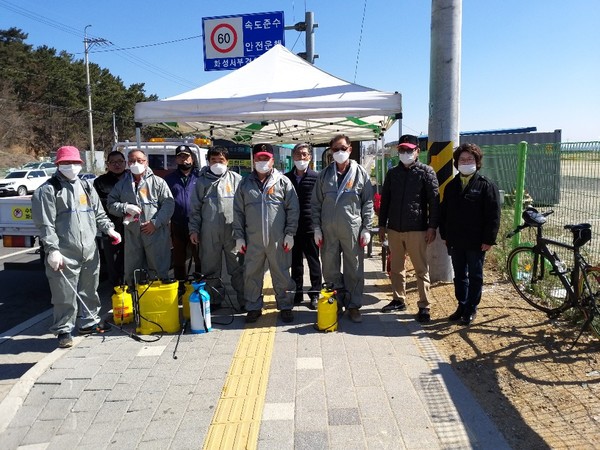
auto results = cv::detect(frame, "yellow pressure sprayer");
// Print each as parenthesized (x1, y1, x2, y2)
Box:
(315, 282, 338, 332)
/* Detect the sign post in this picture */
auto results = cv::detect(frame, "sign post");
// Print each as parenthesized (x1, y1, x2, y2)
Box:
(203, 11, 285, 71)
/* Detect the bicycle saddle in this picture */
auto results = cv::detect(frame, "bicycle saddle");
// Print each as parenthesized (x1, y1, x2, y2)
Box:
(564, 223, 591, 231)
(522, 207, 547, 226)
(565, 223, 592, 247)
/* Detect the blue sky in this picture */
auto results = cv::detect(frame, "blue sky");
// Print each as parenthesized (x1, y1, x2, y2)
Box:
(1, 0, 598, 142)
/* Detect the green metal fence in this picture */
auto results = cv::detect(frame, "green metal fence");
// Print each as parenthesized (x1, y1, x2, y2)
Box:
(477, 141, 600, 264)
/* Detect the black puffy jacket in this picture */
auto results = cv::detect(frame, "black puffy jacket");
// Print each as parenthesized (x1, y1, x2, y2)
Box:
(439, 172, 501, 250)
(285, 168, 318, 234)
(379, 161, 440, 232)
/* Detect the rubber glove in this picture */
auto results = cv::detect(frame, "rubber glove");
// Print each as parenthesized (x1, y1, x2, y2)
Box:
(314, 228, 323, 248)
(107, 229, 122, 245)
(283, 235, 294, 253)
(235, 238, 247, 255)
(125, 204, 142, 216)
(48, 250, 64, 271)
(359, 230, 371, 248)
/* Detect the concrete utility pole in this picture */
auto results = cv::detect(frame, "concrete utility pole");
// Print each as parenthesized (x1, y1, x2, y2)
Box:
(83, 25, 111, 172)
(285, 11, 318, 63)
(427, 0, 462, 282)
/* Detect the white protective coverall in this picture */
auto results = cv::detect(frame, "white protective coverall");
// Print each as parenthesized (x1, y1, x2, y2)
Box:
(108, 167, 175, 284)
(311, 159, 374, 308)
(232, 169, 299, 311)
(189, 166, 244, 305)
(32, 173, 116, 335)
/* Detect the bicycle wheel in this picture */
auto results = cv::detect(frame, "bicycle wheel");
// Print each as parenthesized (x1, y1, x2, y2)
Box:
(507, 247, 566, 314)
(579, 267, 600, 338)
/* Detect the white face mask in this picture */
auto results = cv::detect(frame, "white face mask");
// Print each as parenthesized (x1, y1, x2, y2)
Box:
(333, 150, 350, 164)
(129, 162, 145, 175)
(58, 164, 82, 180)
(458, 164, 477, 176)
(210, 163, 227, 176)
(294, 160, 309, 171)
(398, 152, 416, 166)
(255, 161, 271, 174)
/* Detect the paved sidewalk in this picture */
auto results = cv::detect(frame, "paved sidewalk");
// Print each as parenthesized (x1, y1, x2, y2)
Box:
(0, 256, 510, 449)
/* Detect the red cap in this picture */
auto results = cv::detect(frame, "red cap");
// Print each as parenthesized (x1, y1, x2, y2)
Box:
(397, 142, 417, 150)
(55, 146, 83, 164)
(252, 143, 274, 159)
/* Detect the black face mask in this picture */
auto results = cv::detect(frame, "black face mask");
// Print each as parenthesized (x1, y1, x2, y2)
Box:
(178, 163, 193, 171)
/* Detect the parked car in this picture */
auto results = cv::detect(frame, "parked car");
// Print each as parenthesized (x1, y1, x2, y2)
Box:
(0, 169, 50, 196)
(7, 161, 56, 175)
(78, 173, 96, 181)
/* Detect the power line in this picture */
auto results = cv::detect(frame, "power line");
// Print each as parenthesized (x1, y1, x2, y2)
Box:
(0, 0, 83, 38)
(0, 0, 198, 90)
(354, 0, 368, 83)
(85, 35, 202, 54)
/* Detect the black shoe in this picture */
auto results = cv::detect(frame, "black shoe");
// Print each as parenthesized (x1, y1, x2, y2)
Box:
(308, 296, 319, 310)
(448, 306, 465, 321)
(416, 308, 431, 323)
(293, 291, 303, 305)
(280, 309, 294, 323)
(78, 321, 111, 335)
(58, 333, 73, 348)
(245, 309, 262, 323)
(211, 303, 223, 312)
(381, 300, 407, 313)
(461, 311, 477, 326)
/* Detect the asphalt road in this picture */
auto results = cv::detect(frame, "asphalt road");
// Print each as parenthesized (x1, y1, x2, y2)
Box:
(0, 241, 51, 334)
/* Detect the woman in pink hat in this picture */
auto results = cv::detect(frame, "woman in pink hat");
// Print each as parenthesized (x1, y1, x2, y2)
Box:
(32, 146, 121, 348)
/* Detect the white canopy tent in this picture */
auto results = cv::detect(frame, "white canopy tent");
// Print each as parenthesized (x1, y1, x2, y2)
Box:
(134, 45, 402, 145)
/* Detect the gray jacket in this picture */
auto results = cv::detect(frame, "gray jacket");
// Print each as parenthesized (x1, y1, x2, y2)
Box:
(32, 174, 114, 260)
(189, 166, 241, 236)
(107, 167, 174, 230)
(311, 160, 374, 236)
(233, 169, 299, 246)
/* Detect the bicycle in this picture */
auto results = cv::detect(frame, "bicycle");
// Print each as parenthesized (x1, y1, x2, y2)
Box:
(506, 207, 600, 346)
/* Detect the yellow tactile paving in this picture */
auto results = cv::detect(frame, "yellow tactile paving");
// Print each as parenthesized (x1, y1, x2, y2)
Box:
(203, 275, 277, 450)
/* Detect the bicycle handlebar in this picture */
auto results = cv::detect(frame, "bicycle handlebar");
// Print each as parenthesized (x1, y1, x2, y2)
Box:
(506, 224, 526, 238)
(505, 209, 555, 239)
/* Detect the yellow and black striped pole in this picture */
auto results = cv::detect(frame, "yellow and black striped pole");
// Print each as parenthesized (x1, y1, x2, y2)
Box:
(428, 141, 454, 201)
(427, 140, 455, 282)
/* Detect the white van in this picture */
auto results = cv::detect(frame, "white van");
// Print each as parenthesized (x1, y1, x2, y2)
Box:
(111, 140, 209, 178)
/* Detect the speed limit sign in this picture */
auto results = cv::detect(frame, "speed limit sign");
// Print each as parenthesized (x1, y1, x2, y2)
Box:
(202, 11, 285, 71)
(203, 17, 244, 59)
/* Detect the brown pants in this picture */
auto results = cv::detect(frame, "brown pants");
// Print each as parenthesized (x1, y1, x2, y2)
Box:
(387, 229, 431, 309)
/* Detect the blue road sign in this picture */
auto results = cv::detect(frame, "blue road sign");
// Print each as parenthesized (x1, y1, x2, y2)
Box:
(202, 11, 285, 71)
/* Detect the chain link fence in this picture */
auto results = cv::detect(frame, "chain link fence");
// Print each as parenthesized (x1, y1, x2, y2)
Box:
(478, 142, 600, 265)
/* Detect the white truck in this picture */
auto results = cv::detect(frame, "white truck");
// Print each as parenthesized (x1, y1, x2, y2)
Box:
(112, 139, 208, 177)
(0, 140, 209, 254)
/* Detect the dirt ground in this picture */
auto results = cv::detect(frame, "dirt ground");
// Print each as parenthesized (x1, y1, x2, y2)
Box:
(415, 267, 600, 449)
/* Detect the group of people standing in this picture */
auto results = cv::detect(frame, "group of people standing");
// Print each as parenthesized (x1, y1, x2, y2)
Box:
(33, 133, 500, 349)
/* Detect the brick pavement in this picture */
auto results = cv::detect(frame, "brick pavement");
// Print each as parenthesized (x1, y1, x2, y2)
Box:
(0, 256, 509, 449)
